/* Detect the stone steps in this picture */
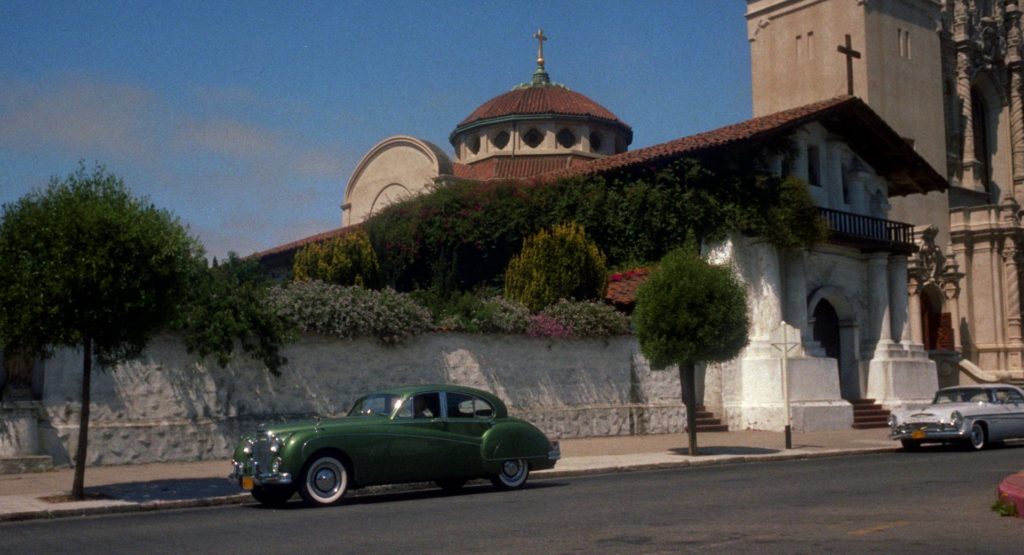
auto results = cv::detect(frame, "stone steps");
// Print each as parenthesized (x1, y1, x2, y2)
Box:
(850, 398, 890, 430)
(684, 405, 729, 433)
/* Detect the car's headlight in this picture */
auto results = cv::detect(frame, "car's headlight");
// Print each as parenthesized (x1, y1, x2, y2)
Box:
(950, 411, 963, 427)
(267, 431, 292, 454)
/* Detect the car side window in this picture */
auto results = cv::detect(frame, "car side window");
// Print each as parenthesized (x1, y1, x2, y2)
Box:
(997, 389, 1024, 404)
(396, 393, 441, 419)
(445, 392, 494, 419)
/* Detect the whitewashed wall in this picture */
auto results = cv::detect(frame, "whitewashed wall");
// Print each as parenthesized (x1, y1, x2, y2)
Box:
(36, 333, 684, 467)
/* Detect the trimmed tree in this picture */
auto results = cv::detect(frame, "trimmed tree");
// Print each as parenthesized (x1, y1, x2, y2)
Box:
(0, 165, 204, 499)
(175, 254, 291, 375)
(504, 222, 607, 312)
(292, 228, 382, 288)
(633, 246, 750, 456)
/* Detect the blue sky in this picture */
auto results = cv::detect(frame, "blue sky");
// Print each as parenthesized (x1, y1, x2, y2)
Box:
(0, 0, 752, 261)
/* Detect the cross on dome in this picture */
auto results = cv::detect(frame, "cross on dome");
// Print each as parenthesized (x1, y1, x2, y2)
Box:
(534, 28, 547, 68)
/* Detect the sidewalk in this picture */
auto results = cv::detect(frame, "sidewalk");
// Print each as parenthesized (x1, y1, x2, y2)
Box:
(0, 428, 937, 522)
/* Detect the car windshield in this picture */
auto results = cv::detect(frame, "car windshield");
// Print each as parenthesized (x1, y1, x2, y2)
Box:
(933, 388, 990, 404)
(347, 394, 401, 416)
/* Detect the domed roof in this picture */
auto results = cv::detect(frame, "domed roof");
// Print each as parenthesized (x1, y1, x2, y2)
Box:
(455, 83, 630, 130)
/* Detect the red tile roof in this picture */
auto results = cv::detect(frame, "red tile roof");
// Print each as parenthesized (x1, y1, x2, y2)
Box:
(456, 85, 630, 130)
(605, 267, 650, 308)
(539, 96, 947, 196)
(253, 225, 354, 260)
(452, 155, 594, 181)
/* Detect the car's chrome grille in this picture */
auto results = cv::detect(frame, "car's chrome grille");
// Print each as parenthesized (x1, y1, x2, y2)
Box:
(252, 436, 272, 472)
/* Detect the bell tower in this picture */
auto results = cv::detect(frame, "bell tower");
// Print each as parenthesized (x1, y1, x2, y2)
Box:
(746, 0, 949, 242)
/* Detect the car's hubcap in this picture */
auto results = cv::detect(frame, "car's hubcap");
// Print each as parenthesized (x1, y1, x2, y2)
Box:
(314, 468, 337, 493)
(503, 460, 520, 477)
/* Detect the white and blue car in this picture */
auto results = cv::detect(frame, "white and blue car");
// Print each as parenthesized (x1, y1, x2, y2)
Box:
(889, 384, 1024, 451)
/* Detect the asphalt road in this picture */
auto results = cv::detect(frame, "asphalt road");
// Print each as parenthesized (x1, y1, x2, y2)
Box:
(2, 446, 1022, 554)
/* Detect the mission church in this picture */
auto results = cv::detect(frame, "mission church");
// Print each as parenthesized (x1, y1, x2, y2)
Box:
(259, 0, 1024, 432)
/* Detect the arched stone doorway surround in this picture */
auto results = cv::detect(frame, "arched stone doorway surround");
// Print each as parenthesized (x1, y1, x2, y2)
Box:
(807, 286, 861, 400)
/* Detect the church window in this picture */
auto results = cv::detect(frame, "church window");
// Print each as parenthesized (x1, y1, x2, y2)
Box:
(467, 135, 480, 155)
(557, 128, 576, 149)
(492, 131, 510, 150)
(523, 128, 543, 149)
(971, 88, 991, 188)
(589, 132, 603, 153)
(795, 34, 803, 61)
(897, 29, 911, 59)
(807, 145, 821, 187)
(493, 129, 509, 149)
(614, 135, 627, 154)
(806, 31, 814, 59)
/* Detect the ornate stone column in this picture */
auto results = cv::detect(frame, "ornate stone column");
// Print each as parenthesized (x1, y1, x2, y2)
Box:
(1003, 237, 1023, 369)
(907, 263, 925, 346)
(868, 253, 893, 354)
(1007, 1, 1024, 205)
(889, 255, 911, 344)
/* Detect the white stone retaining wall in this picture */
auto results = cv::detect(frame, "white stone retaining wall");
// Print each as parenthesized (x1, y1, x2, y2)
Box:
(33, 333, 684, 467)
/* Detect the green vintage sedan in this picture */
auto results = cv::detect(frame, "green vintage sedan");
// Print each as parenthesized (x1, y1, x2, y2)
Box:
(229, 384, 560, 506)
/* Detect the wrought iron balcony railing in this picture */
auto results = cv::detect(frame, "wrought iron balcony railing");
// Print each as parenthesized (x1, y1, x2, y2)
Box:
(818, 207, 915, 253)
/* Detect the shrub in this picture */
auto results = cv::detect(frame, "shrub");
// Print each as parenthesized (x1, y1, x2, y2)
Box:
(540, 299, 630, 337)
(526, 314, 573, 338)
(363, 151, 828, 295)
(504, 222, 607, 311)
(268, 280, 430, 344)
(417, 291, 530, 334)
(292, 228, 382, 288)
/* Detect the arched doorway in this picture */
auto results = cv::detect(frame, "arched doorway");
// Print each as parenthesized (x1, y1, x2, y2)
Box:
(812, 300, 840, 362)
(920, 287, 942, 351)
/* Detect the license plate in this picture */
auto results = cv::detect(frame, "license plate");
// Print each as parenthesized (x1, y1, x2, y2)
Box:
(241, 476, 254, 490)
(911, 430, 926, 440)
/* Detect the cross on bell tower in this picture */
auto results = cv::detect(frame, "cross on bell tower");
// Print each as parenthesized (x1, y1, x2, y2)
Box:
(836, 34, 861, 96)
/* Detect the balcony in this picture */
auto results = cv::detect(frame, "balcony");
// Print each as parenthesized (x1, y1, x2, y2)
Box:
(818, 207, 916, 254)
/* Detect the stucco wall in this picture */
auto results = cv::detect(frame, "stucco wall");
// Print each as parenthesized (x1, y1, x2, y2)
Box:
(35, 333, 683, 467)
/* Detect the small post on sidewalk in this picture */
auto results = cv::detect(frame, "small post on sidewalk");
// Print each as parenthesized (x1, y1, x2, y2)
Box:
(772, 326, 798, 450)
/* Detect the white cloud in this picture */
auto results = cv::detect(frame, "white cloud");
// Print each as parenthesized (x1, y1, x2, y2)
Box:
(0, 78, 166, 160)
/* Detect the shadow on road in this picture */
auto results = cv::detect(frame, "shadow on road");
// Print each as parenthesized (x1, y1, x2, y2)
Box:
(92, 478, 241, 503)
(245, 480, 567, 510)
(670, 446, 780, 456)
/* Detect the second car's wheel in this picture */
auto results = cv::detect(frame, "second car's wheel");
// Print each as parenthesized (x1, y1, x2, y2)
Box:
(490, 459, 529, 490)
(967, 422, 987, 451)
(251, 484, 294, 507)
(299, 455, 349, 506)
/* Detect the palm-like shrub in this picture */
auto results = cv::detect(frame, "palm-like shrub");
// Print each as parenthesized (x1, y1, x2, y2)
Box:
(293, 229, 382, 288)
(504, 222, 607, 312)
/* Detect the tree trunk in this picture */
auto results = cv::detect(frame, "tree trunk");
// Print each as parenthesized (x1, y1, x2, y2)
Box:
(679, 362, 698, 456)
(71, 335, 92, 500)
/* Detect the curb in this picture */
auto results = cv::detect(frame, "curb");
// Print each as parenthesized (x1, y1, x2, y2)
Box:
(0, 446, 900, 523)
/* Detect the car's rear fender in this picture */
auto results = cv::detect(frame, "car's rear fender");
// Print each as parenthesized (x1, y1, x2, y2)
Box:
(480, 421, 551, 471)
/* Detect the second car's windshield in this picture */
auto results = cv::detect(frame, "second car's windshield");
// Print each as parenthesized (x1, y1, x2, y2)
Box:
(934, 388, 989, 404)
(348, 394, 401, 416)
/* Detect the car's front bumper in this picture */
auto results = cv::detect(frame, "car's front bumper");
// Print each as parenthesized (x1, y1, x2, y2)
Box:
(890, 423, 966, 442)
(229, 460, 293, 487)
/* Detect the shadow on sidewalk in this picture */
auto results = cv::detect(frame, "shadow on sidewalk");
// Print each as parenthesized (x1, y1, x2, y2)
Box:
(91, 478, 241, 503)
(670, 446, 780, 456)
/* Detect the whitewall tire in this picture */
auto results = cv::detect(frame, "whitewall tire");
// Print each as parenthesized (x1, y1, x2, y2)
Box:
(490, 459, 529, 490)
(299, 455, 349, 506)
